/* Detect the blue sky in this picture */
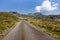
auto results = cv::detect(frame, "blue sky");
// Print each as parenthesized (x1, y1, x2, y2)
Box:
(0, 0, 60, 15)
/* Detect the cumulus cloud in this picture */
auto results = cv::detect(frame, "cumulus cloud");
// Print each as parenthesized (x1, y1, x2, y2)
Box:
(35, 0, 58, 12)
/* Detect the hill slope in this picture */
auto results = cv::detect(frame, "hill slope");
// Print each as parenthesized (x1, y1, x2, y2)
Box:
(0, 12, 19, 33)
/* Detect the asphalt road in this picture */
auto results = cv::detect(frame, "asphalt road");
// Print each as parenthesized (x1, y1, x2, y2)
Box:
(2, 21, 55, 40)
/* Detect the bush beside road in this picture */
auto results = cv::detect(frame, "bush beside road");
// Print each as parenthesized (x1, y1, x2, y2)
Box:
(27, 18, 60, 40)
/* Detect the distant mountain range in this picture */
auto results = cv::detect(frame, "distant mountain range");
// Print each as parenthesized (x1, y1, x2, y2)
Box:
(4, 12, 60, 21)
(27, 12, 60, 21)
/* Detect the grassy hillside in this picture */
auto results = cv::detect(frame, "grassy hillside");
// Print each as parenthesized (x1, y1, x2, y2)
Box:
(0, 12, 19, 33)
(27, 18, 60, 39)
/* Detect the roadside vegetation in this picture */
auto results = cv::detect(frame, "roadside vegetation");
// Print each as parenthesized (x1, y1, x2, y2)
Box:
(0, 12, 19, 33)
(27, 18, 60, 40)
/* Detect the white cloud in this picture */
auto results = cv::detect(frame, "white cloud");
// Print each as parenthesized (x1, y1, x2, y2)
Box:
(35, 6, 42, 12)
(35, 0, 58, 12)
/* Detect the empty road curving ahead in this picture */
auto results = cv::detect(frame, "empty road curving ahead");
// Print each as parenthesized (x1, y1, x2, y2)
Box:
(2, 21, 55, 40)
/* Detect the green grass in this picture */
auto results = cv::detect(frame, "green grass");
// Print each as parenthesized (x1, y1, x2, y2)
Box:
(0, 12, 19, 33)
